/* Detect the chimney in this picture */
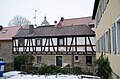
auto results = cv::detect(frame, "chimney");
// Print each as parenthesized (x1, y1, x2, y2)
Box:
(0, 25, 3, 31)
(56, 17, 64, 27)
(60, 17, 64, 22)
(29, 25, 34, 34)
(54, 21, 57, 27)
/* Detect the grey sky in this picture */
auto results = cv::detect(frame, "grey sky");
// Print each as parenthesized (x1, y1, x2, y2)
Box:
(0, 0, 94, 26)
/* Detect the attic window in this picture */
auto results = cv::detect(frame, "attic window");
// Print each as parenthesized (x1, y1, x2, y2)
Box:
(18, 38, 24, 46)
(2, 30, 7, 33)
(58, 37, 64, 46)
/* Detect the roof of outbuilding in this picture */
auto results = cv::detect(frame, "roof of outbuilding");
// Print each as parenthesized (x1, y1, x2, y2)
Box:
(13, 25, 95, 38)
(0, 26, 21, 40)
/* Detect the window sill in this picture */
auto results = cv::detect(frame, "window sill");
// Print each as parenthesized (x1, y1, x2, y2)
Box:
(74, 60, 79, 63)
(86, 63, 92, 66)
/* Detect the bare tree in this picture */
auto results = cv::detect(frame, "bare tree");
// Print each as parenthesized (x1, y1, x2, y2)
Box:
(8, 15, 31, 27)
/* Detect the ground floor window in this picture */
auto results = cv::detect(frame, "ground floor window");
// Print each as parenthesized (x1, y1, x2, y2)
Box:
(37, 56, 41, 63)
(74, 55, 79, 62)
(56, 56, 62, 67)
(86, 56, 92, 65)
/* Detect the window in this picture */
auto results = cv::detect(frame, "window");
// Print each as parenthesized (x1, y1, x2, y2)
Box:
(96, 39, 100, 52)
(56, 56, 62, 67)
(74, 55, 79, 62)
(96, 41, 98, 52)
(86, 56, 92, 65)
(105, 29, 111, 53)
(112, 17, 120, 55)
(58, 37, 64, 46)
(112, 23, 117, 53)
(99, 37, 102, 52)
(18, 38, 24, 46)
(116, 21, 120, 55)
(95, 0, 109, 28)
(36, 38, 42, 46)
(37, 56, 41, 63)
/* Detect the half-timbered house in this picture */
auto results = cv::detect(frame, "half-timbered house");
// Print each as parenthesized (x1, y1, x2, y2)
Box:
(12, 24, 95, 73)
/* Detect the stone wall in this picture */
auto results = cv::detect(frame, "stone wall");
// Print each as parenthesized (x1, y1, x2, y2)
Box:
(34, 54, 96, 73)
(0, 40, 14, 63)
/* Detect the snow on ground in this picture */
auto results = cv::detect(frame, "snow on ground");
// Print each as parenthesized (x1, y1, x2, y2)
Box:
(3, 71, 79, 79)
(3, 71, 101, 79)
(6, 75, 79, 79)
(3, 71, 21, 78)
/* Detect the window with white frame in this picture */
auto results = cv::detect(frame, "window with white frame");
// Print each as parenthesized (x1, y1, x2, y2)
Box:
(96, 41, 98, 52)
(95, 0, 109, 28)
(74, 55, 79, 62)
(112, 23, 117, 53)
(116, 19, 120, 55)
(105, 29, 111, 53)
(97, 39, 100, 52)
(102, 34, 105, 53)
(99, 37, 102, 52)
(112, 16, 120, 55)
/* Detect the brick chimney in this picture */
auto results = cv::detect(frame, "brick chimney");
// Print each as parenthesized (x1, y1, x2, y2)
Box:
(29, 25, 34, 34)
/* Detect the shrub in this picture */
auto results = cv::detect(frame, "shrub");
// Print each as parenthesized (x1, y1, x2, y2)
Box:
(32, 64, 82, 75)
(13, 54, 34, 72)
(72, 66, 82, 75)
(95, 53, 112, 79)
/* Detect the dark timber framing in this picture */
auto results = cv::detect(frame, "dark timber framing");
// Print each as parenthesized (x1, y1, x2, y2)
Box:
(13, 36, 95, 55)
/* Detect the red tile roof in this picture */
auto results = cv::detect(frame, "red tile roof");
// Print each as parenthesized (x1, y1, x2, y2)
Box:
(62, 16, 94, 26)
(0, 26, 21, 40)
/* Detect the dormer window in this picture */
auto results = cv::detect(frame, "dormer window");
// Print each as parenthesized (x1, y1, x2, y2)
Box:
(58, 37, 64, 46)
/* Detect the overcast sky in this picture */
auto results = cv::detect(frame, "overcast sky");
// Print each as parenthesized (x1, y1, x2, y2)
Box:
(0, 0, 95, 27)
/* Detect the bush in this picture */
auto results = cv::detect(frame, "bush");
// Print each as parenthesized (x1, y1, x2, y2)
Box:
(72, 66, 82, 75)
(32, 64, 82, 75)
(13, 54, 34, 71)
(95, 53, 112, 79)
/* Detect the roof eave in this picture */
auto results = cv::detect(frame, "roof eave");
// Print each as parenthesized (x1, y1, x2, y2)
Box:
(12, 34, 95, 39)
(92, 0, 100, 19)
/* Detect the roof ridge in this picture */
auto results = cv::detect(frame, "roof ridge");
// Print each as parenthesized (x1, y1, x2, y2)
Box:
(64, 16, 92, 20)
(2, 26, 21, 28)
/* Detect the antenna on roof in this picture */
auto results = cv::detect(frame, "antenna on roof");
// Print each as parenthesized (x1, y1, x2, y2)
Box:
(32, 9, 42, 27)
